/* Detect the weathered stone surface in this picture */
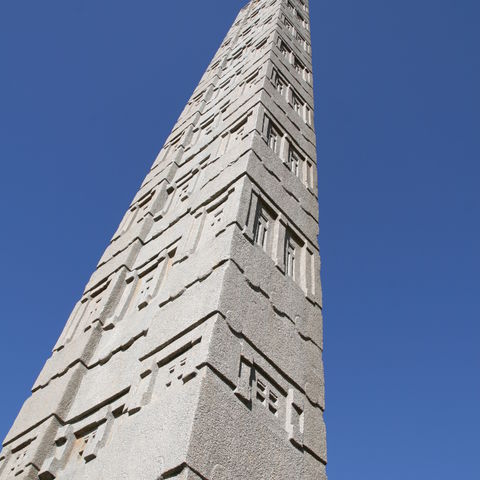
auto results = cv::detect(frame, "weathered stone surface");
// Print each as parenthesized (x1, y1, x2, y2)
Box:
(4, 364, 85, 445)
(33, 324, 102, 392)
(0, 417, 61, 479)
(2, 1, 327, 478)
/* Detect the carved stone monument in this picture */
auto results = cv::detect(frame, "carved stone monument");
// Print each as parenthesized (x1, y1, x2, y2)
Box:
(0, 0, 327, 478)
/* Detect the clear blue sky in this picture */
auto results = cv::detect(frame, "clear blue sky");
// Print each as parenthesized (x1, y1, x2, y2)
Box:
(0, 1, 478, 478)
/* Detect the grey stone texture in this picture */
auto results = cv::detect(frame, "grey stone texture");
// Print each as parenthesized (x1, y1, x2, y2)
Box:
(1, 0, 327, 478)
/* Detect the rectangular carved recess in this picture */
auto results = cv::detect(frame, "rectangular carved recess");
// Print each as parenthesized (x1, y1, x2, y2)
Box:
(245, 184, 317, 297)
(233, 352, 310, 451)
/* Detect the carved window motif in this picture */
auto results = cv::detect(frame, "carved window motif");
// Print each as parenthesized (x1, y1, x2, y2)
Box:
(285, 235, 296, 279)
(305, 160, 314, 189)
(169, 131, 183, 149)
(290, 151, 300, 177)
(107, 276, 135, 324)
(221, 79, 232, 96)
(242, 70, 259, 95)
(217, 101, 230, 126)
(115, 205, 137, 239)
(9, 447, 28, 476)
(229, 44, 243, 63)
(153, 183, 173, 219)
(295, 9, 307, 28)
(166, 357, 186, 387)
(60, 278, 111, 346)
(135, 248, 176, 311)
(287, 389, 305, 447)
(107, 249, 175, 323)
(241, 26, 252, 38)
(199, 117, 215, 142)
(200, 201, 226, 249)
(217, 116, 248, 157)
(190, 91, 204, 111)
(268, 126, 279, 153)
(284, 228, 303, 283)
(210, 87, 220, 102)
(61, 301, 87, 346)
(291, 402, 304, 431)
(248, 194, 277, 257)
(254, 211, 269, 250)
(293, 55, 304, 75)
(292, 92, 304, 115)
(231, 118, 247, 143)
(84, 280, 111, 327)
(255, 38, 268, 52)
(271, 68, 311, 124)
(115, 189, 155, 240)
(305, 105, 312, 125)
(156, 132, 182, 165)
(295, 29, 306, 48)
(272, 69, 286, 95)
(136, 262, 163, 311)
(255, 377, 280, 417)
(287, 0, 306, 25)
(137, 190, 155, 219)
(164, 247, 176, 280)
(164, 352, 196, 389)
(232, 68, 243, 88)
(190, 122, 206, 147)
(265, 117, 281, 155)
(69, 417, 112, 466)
(76, 428, 97, 461)
(247, 69, 259, 85)
(210, 208, 224, 230)
(192, 91, 204, 103)
(0, 452, 6, 475)
(217, 132, 230, 157)
(129, 341, 200, 409)
(283, 16, 294, 34)
(287, 143, 303, 178)
(250, 8, 260, 19)
(279, 40, 291, 60)
(178, 179, 191, 200)
(173, 169, 199, 209)
(209, 60, 220, 72)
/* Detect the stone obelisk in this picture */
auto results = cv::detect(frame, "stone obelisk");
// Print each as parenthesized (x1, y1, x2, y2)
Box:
(0, 0, 327, 478)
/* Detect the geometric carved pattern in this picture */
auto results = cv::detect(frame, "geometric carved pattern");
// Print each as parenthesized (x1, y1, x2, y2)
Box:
(1, 1, 326, 479)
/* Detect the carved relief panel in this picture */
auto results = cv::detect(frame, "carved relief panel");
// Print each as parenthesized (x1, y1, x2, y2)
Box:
(104, 246, 176, 328)
(0, 440, 33, 478)
(111, 186, 168, 244)
(38, 409, 116, 480)
(158, 168, 202, 222)
(55, 269, 128, 351)
(180, 185, 239, 258)
(244, 185, 317, 297)
(127, 336, 203, 415)
(0, 418, 61, 480)
(232, 348, 317, 456)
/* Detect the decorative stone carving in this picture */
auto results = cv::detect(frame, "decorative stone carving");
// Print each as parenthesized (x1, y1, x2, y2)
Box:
(3, 1, 326, 478)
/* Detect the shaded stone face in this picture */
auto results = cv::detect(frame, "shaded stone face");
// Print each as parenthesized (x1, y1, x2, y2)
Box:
(0, 0, 326, 478)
